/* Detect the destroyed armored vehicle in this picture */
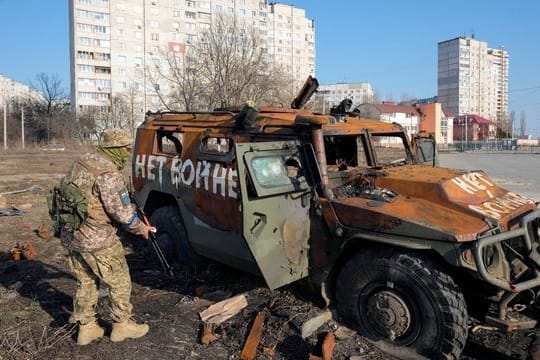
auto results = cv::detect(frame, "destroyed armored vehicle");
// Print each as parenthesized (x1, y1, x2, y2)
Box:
(132, 79, 540, 359)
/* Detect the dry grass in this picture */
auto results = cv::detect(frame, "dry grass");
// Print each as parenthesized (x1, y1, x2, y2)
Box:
(0, 324, 75, 358)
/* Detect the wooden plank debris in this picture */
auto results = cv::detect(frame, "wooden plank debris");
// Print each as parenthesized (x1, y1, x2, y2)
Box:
(199, 294, 248, 324)
(240, 311, 265, 360)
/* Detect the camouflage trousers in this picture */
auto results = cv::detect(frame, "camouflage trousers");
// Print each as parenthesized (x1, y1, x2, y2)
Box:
(67, 240, 133, 325)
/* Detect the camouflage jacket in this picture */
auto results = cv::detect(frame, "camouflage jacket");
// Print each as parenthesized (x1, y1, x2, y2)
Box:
(61, 152, 146, 252)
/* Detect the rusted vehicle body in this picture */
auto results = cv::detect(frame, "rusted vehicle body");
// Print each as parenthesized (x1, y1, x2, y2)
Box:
(132, 101, 540, 359)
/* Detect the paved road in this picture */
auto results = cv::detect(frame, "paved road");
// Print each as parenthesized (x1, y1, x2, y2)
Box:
(439, 152, 540, 201)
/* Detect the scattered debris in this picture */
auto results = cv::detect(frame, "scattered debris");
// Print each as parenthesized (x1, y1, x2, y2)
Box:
(200, 323, 221, 345)
(0, 207, 28, 216)
(0, 185, 43, 196)
(10, 242, 37, 261)
(10, 244, 23, 261)
(199, 294, 248, 324)
(37, 223, 53, 240)
(240, 311, 266, 360)
(262, 346, 276, 358)
(472, 324, 500, 334)
(334, 325, 356, 340)
(301, 309, 333, 339)
(308, 331, 335, 360)
(21, 242, 37, 260)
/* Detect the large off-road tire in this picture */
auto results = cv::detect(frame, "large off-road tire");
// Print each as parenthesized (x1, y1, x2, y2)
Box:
(336, 247, 468, 360)
(149, 205, 194, 267)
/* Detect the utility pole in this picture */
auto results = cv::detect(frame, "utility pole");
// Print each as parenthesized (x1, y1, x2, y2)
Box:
(465, 114, 468, 151)
(21, 107, 25, 150)
(3, 99, 6, 150)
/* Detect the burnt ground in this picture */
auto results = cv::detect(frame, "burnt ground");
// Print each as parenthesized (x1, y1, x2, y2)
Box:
(0, 150, 536, 360)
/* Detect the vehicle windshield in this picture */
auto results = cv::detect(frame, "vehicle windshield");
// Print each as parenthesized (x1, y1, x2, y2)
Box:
(324, 133, 410, 171)
(371, 134, 409, 166)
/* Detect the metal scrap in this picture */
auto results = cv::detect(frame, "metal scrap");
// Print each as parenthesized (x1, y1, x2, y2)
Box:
(0, 207, 28, 216)
(0, 185, 43, 196)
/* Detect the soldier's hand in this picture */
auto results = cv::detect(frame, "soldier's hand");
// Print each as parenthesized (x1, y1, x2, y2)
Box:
(142, 225, 157, 240)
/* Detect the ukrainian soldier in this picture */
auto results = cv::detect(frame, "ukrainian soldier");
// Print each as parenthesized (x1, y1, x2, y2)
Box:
(61, 128, 155, 345)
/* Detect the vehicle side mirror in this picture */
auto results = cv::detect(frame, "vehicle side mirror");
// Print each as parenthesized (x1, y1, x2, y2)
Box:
(412, 133, 438, 167)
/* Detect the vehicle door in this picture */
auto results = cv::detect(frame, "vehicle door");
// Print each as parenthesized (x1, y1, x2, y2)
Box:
(236, 140, 315, 289)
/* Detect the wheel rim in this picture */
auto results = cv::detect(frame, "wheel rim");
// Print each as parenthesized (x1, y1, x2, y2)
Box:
(359, 283, 421, 345)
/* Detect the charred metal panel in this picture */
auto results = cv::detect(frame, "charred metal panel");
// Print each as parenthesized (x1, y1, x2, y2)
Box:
(332, 196, 487, 242)
(236, 141, 311, 290)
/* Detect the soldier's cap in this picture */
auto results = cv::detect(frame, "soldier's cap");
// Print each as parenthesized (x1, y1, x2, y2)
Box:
(100, 128, 131, 148)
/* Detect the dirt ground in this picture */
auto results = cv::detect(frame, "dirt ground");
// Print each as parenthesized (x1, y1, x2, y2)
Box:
(0, 150, 536, 359)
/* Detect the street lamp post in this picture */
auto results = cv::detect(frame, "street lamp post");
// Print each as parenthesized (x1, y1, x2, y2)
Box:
(464, 114, 468, 151)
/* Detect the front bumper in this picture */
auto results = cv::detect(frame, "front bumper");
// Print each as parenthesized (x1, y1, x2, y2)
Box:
(473, 209, 540, 292)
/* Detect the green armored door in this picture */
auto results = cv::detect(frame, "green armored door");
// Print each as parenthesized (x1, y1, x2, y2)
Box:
(236, 141, 314, 289)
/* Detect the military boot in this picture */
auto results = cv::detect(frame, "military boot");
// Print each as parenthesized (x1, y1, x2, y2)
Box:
(110, 320, 149, 342)
(77, 321, 105, 345)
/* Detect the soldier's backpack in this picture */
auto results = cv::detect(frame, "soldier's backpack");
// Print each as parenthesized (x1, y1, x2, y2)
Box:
(47, 160, 98, 236)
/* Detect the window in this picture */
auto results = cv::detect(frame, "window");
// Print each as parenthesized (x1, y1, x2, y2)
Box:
(118, 55, 126, 63)
(244, 148, 310, 197)
(150, 20, 159, 28)
(77, 23, 92, 32)
(151, 33, 159, 41)
(79, 37, 92, 46)
(173, 10, 181, 17)
(157, 131, 183, 155)
(185, 11, 196, 18)
(201, 137, 231, 155)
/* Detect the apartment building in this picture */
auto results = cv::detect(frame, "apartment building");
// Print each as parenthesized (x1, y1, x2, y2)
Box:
(316, 82, 374, 113)
(0, 74, 43, 104)
(437, 36, 508, 125)
(69, 0, 315, 121)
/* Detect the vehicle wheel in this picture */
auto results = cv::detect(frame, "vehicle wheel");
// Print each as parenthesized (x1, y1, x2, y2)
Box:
(336, 248, 468, 359)
(149, 205, 194, 267)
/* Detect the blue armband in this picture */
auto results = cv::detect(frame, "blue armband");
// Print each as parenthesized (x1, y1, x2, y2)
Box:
(121, 212, 138, 228)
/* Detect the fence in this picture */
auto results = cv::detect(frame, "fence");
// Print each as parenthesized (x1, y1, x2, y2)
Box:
(439, 139, 523, 152)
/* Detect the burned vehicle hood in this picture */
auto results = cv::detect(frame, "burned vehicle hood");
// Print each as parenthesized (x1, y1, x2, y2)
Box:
(331, 165, 536, 242)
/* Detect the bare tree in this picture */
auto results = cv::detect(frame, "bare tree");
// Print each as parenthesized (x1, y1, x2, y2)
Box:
(148, 15, 292, 111)
(509, 110, 516, 138)
(519, 110, 527, 137)
(26, 73, 73, 143)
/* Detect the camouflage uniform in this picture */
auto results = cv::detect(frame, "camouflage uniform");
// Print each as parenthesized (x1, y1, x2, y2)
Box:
(62, 136, 146, 326)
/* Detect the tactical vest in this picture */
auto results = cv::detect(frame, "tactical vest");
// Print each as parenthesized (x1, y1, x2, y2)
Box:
(61, 153, 119, 252)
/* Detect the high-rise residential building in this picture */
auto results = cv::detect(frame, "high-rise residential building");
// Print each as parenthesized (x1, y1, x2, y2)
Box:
(69, 0, 315, 122)
(0, 74, 43, 104)
(437, 36, 508, 125)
